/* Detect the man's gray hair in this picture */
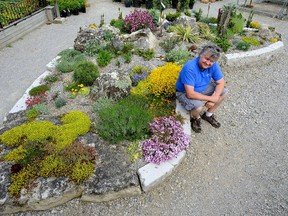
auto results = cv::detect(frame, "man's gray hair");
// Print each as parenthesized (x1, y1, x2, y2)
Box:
(199, 45, 221, 61)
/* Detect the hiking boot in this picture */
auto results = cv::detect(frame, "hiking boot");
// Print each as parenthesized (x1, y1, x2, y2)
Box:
(191, 118, 202, 133)
(201, 113, 221, 128)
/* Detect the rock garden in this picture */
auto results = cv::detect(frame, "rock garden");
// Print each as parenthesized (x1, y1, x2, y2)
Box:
(0, 2, 282, 214)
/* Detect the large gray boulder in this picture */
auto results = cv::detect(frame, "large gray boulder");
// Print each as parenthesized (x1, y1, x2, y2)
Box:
(74, 24, 121, 52)
(90, 70, 132, 101)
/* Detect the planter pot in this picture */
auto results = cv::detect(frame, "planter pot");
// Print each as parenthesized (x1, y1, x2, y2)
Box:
(66, 10, 71, 17)
(71, 10, 79, 15)
(189, 2, 194, 9)
(60, 10, 67, 17)
(146, 1, 153, 9)
(79, 6, 86, 13)
(172, 0, 178, 8)
(124, 0, 132, 7)
(133, 0, 141, 7)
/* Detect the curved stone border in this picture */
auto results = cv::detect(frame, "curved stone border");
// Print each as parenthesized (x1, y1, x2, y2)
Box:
(224, 41, 284, 67)
(2, 41, 284, 211)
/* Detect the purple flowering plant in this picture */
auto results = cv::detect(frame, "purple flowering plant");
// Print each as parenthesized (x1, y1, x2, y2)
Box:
(123, 10, 157, 33)
(128, 63, 151, 86)
(139, 116, 190, 164)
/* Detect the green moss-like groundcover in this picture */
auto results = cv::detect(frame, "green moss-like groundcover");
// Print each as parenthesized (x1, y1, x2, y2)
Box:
(0, 110, 96, 197)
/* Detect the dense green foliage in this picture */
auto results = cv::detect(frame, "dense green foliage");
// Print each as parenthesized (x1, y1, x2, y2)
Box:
(73, 61, 99, 86)
(29, 84, 50, 96)
(56, 49, 86, 73)
(96, 95, 153, 144)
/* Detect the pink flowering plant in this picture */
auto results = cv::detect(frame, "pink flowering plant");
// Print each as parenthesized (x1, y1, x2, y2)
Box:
(123, 10, 157, 33)
(139, 116, 190, 164)
(25, 93, 48, 107)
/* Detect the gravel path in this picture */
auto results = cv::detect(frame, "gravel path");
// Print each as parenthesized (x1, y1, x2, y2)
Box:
(4, 0, 288, 215)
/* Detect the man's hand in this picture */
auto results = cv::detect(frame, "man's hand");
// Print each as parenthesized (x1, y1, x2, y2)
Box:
(205, 101, 215, 108)
(209, 92, 220, 103)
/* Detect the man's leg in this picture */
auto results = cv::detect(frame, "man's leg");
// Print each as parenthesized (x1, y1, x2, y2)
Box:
(190, 105, 203, 133)
(176, 92, 203, 133)
(202, 92, 228, 128)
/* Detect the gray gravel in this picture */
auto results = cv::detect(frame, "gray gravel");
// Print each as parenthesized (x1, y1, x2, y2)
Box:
(3, 0, 288, 215)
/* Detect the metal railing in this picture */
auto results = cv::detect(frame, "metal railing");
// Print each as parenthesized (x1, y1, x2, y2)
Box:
(0, 0, 48, 28)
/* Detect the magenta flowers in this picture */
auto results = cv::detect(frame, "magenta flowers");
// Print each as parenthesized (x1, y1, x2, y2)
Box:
(123, 10, 157, 33)
(140, 116, 190, 164)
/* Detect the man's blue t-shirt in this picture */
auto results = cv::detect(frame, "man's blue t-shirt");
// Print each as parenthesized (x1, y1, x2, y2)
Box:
(175, 57, 223, 93)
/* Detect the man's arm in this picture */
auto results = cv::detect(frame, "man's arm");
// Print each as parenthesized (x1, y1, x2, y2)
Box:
(213, 78, 225, 97)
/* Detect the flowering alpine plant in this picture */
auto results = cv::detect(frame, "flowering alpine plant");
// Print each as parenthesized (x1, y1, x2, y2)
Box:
(25, 93, 48, 107)
(139, 116, 190, 164)
(123, 10, 157, 33)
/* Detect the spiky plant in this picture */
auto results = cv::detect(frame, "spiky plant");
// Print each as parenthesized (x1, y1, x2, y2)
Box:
(172, 24, 200, 43)
(197, 22, 216, 41)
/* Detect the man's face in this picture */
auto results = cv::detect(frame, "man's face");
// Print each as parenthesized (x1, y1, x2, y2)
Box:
(198, 53, 215, 70)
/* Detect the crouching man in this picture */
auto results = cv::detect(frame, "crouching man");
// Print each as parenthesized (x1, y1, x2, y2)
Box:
(175, 45, 228, 133)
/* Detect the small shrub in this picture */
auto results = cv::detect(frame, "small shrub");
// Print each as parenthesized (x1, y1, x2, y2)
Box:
(97, 50, 113, 67)
(29, 85, 50, 96)
(92, 96, 115, 113)
(132, 63, 181, 99)
(148, 8, 160, 25)
(122, 42, 134, 54)
(33, 103, 49, 115)
(110, 19, 126, 33)
(123, 10, 157, 33)
(73, 61, 99, 86)
(134, 49, 155, 61)
(241, 36, 261, 46)
(56, 49, 86, 73)
(103, 30, 114, 41)
(25, 108, 40, 120)
(147, 63, 182, 98)
(165, 12, 181, 22)
(96, 95, 152, 143)
(159, 37, 178, 52)
(197, 22, 216, 41)
(43, 74, 58, 83)
(127, 140, 143, 162)
(71, 161, 95, 184)
(184, 10, 192, 17)
(129, 64, 151, 86)
(55, 97, 67, 108)
(84, 39, 104, 57)
(165, 49, 190, 64)
(229, 16, 245, 34)
(214, 37, 232, 52)
(249, 21, 261, 29)
(199, 17, 218, 24)
(25, 93, 48, 107)
(270, 38, 278, 43)
(123, 52, 132, 63)
(236, 41, 251, 51)
(193, 8, 203, 22)
(172, 24, 200, 43)
(139, 116, 190, 164)
(78, 87, 90, 96)
(4, 145, 27, 162)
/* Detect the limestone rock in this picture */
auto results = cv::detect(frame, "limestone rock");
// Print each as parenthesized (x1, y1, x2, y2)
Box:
(90, 69, 132, 101)
(122, 28, 159, 50)
(74, 24, 121, 52)
(81, 138, 141, 201)
(175, 15, 196, 27)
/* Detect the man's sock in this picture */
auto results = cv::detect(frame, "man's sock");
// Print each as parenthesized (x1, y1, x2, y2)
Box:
(205, 111, 213, 117)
